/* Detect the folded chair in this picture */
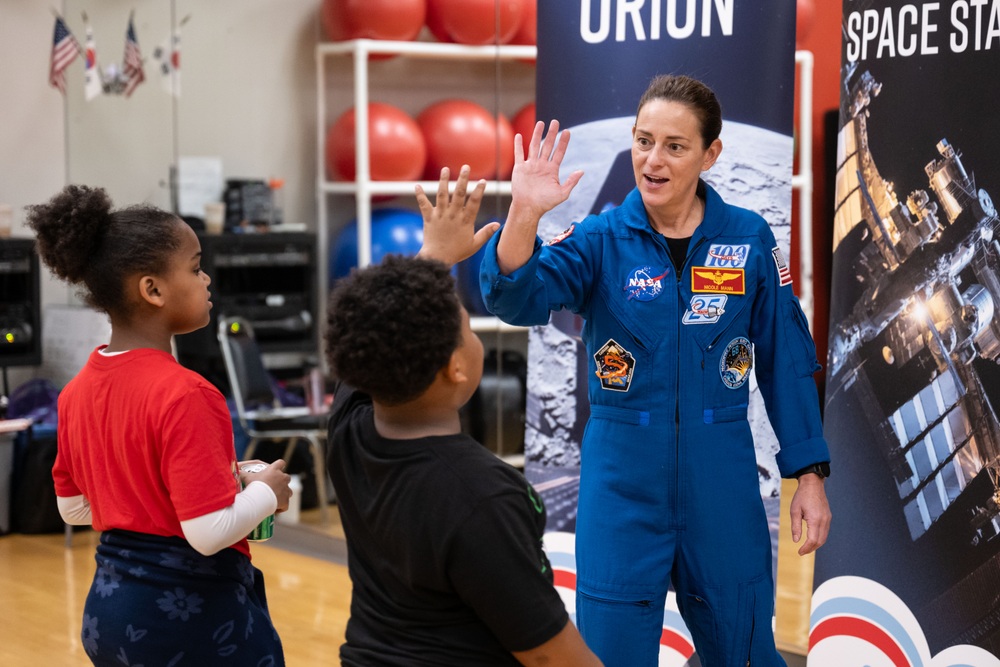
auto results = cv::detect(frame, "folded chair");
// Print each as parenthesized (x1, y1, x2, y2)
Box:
(218, 316, 329, 525)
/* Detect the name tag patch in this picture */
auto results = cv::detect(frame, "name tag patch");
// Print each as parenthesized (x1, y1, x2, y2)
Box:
(691, 267, 746, 294)
(624, 265, 669, 301)
(704, 243, 750, 268)
(594, 339, 636, 392)
(683, 295, 728, 324)
(720, 337, 753, 389)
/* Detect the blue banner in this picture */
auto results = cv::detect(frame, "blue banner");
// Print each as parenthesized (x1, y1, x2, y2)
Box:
(813, 1, 1000, 664)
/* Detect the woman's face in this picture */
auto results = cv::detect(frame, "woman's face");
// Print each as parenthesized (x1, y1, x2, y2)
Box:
(631, 99, 722, 211)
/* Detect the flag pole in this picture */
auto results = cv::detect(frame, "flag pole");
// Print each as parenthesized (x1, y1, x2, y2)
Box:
(170, 1, 180, 214)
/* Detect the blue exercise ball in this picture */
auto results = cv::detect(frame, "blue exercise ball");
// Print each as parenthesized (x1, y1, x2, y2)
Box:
(330, 208, 424, 280)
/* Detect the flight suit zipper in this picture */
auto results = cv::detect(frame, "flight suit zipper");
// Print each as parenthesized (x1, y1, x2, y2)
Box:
(655, 234, 704, 526)
(705, 295, 753, 352)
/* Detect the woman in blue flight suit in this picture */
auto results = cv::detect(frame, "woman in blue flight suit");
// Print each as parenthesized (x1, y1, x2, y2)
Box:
(480, 76, 832, 667)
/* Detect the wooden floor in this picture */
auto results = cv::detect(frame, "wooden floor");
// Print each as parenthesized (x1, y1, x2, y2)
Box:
(0, 483, 814, 665)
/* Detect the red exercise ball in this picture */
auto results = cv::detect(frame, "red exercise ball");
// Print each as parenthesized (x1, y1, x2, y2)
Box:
(498, 114, 514, 180)
(510, 0, 536, 64)
(796, 0, 815, 45)
(322, 0, 426, 42)
(432, 0, 526, 45)
(327, 103, 427, 182)
(418, 100, 498, 181)
(426, 1, 453, 43)
(511, 102, 536, 160)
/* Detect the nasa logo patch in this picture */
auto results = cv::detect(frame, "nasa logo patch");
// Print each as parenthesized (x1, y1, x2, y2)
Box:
(593, 338, 636, 392)
(624, 265, 669, 301)
(547, 224, 575, 245)
(682, 295, 728, 324)
(720, 337, 753, 389)
(704, 243, 750, 268)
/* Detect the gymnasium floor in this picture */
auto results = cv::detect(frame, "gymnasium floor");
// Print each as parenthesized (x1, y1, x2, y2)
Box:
(0, 480, 811, 666)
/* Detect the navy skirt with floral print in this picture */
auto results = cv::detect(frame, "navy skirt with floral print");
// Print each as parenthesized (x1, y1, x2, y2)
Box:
(81, 530, 285, 667)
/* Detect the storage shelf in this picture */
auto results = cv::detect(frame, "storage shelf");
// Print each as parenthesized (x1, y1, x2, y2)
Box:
(321, 180, 513, 196)
(470, 316, 528, 334)
(318, 39, 536, 61)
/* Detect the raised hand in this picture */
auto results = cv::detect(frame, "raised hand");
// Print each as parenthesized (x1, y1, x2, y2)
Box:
(497, 120, 584, 276)
(415, 165, 499, 268)
(510, 120, 584, 221)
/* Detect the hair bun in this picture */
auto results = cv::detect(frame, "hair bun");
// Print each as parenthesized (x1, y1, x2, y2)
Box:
(26, 185, 114, 283)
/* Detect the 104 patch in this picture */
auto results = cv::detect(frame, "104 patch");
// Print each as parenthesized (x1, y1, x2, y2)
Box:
(624, 265, 669, 301)
(720, 337, 753, 389)
(683, 294, 728, 324)
(703, 243, 750, 268)
(593, 339, 636, 392)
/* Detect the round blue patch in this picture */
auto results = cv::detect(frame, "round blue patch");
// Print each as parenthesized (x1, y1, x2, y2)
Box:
(720, 337, 753, 389)
(623, 265, 669, 302)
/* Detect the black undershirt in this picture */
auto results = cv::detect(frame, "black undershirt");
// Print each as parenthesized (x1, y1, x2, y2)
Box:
(664, 235, 692, 273)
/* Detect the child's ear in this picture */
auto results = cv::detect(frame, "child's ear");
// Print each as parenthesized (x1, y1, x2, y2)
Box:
(443, 348, 470, 385)
(137, 275, 165, 308)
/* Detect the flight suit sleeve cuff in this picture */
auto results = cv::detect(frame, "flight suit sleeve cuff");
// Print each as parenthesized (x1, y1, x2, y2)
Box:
(480, 229, 544, 316)
(776, 437, 831, 478)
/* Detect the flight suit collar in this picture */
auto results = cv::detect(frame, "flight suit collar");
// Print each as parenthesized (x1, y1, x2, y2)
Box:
(620, 179, 731, 241)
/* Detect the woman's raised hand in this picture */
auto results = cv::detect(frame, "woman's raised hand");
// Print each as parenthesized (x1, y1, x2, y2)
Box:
(416, 165, 500, 268)
(510, 120, 584, 221)
(497, 120, 584, 276)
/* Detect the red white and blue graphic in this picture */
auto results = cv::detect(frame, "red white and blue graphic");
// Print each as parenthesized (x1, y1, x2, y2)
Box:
(703, 244, 750, 269)
(682, 295, 728, 325)
(543, 532, 696, 666)
(810, 576, 1000, 667)
(624, 265, 669, 301)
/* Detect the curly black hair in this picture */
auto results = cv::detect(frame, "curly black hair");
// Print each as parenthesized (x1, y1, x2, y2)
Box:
(326, 255, 462, 406)
(26, 185, 182, 317)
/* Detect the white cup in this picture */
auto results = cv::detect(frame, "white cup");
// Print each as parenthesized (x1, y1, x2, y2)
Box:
(204, 202, 226, 235)
(0, 204, 13, 239)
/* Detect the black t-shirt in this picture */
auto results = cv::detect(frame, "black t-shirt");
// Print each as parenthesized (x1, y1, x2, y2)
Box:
(664, 235, 691, 272)
(326, 384, 569, 667)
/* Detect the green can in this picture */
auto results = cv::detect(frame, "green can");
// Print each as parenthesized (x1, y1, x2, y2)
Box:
(240, 463, 275, 541)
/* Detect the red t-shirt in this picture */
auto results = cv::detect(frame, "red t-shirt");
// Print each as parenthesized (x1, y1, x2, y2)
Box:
(53, 346, 250, 558)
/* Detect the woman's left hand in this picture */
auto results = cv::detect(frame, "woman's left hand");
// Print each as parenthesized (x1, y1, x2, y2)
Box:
(416, 165, 499, 268)
(789, 474, 832, 555)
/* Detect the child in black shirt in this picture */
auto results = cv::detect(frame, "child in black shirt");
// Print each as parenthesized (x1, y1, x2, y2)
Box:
(325, 167, 604, 667)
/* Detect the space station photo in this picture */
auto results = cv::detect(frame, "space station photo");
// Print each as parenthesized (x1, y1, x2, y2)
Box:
(816, 11, 1000, 654)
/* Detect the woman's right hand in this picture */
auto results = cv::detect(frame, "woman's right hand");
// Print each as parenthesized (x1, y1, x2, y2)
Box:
(498, 120, 584, 275)
(243, 459, 292, 513)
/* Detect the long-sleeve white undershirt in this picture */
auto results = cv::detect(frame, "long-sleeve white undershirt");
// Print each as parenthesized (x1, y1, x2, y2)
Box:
(56, 481, 278, 556)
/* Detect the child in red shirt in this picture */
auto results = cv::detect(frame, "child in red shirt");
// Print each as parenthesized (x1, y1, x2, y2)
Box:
(28, 185, 292, 666)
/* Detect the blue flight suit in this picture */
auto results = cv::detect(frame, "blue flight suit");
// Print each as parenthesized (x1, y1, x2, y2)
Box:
(480, 182, 829, 667)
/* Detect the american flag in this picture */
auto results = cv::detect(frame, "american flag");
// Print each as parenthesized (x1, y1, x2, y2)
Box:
(772, 247, 793, 287)
(123, 15, 145, 97)
(49, 17, 81, 95)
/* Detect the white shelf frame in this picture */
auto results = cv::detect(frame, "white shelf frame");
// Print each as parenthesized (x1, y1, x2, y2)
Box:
(792, 50, 815, 332)
(315, 39, 537, 335)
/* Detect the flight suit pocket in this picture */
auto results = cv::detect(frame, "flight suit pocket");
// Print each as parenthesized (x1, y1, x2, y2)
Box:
(680, 591, 722, 666)
(782, 300, 822, 378)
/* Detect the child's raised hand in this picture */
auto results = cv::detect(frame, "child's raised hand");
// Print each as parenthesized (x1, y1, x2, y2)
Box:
(415, 165, 500, 268)
(243, 459, 292, 513)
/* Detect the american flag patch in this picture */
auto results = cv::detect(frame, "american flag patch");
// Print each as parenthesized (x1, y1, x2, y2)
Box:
(772, 247, 792, 286)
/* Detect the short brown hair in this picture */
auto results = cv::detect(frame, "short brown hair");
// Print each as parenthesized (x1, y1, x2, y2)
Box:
(636, 75, 722, 149)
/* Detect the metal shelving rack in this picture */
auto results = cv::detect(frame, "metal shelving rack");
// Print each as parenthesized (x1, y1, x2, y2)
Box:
(315, 38, 536, 334)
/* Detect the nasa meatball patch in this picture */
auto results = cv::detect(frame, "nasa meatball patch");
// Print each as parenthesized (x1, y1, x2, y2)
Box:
(720, 337, 753, 389)
(593, 339, 636, 392)
(624, 265, 669, 301)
